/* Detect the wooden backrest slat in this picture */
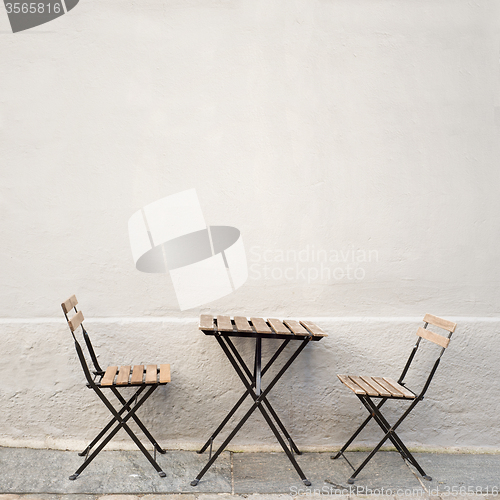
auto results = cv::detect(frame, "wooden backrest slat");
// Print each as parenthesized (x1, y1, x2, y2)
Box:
(68, 311, 84, 332)
(131, 365, 145, 385)
(267, 318, 292, 335)
(233, 316, 253, 332)
(300, 321, 327, 337)
(417, 327, 450, 349)
(116, 366, 131, 385)
(61, 295, 78, 314)
(249, 317, 272, 334)
(145, 364, 157, 384)
(101, 366, 118, 386)
(216, 315, 234, 332)
(423, 314, 456, 333)
(160, 364, 171, 383)
(283, 320, 308, 335)
(199, 315, 215, 331)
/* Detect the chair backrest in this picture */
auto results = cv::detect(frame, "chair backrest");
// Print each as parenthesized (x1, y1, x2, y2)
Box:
(62, 295, 103, 384)
(399, 314, 457, 398)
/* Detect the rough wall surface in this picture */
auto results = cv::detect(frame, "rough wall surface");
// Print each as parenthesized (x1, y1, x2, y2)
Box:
(0, 0, 499, 450)
(0, 317, 498, 451)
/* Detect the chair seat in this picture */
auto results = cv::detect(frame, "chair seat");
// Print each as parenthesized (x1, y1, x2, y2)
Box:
(99, 364, 171, 387)
(337, 374, 415, 399)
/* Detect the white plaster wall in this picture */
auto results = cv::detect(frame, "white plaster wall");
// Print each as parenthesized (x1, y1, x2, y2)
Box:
(0, 0, 499, 450)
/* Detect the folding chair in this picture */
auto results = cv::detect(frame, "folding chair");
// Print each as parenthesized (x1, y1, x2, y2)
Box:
(332, 314, 457, 484)
(61, 295, 171, 480)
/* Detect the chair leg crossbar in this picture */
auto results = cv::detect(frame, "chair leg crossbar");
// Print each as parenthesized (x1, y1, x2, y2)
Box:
(70, 384, 166, 480)
(191, 333, 312, 487)
(332, 395, 431, 484)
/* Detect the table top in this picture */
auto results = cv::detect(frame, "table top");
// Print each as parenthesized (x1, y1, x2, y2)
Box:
(199, 314, 327, 341)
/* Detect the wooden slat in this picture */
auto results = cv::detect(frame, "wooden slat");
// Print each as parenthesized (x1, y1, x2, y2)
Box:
(250, 317, 272, 334)
(283, 320, 308, 335)
(423, 314, 456, 333)
(417, 327, 450, 349)
(300, 321, 327, 337)
(268, 318, 292, 335)
(199, 315, 215, 330)
(131, 365, 144, 384)
(160, 364, 171, 383)
(68, 311, 84, 332)
(383, 377, 416, 399)
(116, 366, 131, 385)
(145, 364, 157, 384)
(359, 376, 392, 398)
(349, 375, 379, 396)
(371, 376, 404, 397)
(101, 366, 118, 386)
(337, 374, 366, 395)
(233, 316, 253, 333)
(216, 315, 234, 332)
(61, 295, 78, 314)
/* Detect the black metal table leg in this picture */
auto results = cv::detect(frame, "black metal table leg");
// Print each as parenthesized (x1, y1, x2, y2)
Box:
(191, 333, 311, 487)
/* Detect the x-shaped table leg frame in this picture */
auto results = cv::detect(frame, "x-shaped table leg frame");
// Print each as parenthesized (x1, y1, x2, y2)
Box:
(70, 384, 166, 480)
(192, 333, 312, 486)
(343, 394, 430, 484)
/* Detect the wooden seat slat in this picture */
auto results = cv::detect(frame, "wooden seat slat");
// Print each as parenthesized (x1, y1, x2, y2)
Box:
(250, 317, 272, 334)
(371, 377, 404, 397)
(283, 320, 308, 335)
(300, 321, 328, 337)
(199, 315, 215, 330)
(216, 315, 234, 332)
(349, 375, 379, 396)
(383, 377, 416, 399)
(68, 311, 84, 332)
(423, 314, 456, 333)
(116, 365, 131, 385)
(62, 295, 78, 314)
(131, 365, 144, 384)
(268, 318, 292, 335)
(337, 374, 366, 395)
(234, 316, 253, 332)
(160, 364, 171, 383)
(359, 376, 392, 398)
(417, 327, 450, 349)
(145, 364, 158, 384)
(101, 366, 118, 386)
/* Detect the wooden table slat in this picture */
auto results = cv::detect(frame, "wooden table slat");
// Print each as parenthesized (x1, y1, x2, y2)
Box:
(300, 321, 327, 337)
(268, 318, 292, 335)
(145, 364, 158, 384)
(199, 315, 215, 330)
(249, 317, 272, 334)
(233, 316, 253, 332)
(283, 319, 308, 335)
(216, 315, 234, 332)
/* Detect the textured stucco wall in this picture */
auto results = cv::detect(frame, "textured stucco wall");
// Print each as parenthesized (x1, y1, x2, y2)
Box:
(1, 0, 499, 450)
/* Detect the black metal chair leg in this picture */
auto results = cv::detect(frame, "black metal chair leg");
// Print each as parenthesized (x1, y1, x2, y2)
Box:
(332, 398, 389, 459)
(71, 385, 166, 479)
(78, 387, 146, 457)
(111, 386, 166, 453)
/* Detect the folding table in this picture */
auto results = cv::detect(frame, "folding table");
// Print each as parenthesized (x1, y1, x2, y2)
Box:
(191, 314, 327, 487)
